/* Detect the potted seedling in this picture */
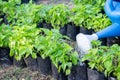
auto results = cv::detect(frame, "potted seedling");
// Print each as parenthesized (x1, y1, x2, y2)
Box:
(9, 25, 40, 70)
(46, 4, 70, 35)
(41, 5, 53, 29)
(46, 4, 70, 29)
(34, 28, 79, 78)
(82, 40, 120, 80)
(0, 24, 13, 66)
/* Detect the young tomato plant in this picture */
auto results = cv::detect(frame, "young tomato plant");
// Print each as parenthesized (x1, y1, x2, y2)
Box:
(9, 25, 40, 60)
(34, 28, 79, 75)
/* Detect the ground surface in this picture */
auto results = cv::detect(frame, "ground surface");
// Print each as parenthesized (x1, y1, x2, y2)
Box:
(36, 0, 73, 8)
(0, 65, 52, 80)
(36, 0, 72, 4)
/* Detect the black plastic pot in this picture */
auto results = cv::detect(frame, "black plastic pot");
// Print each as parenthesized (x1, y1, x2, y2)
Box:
(68, 65, 76, 80)
(24, 56, 38, 71)
(3, 15, 8, 24)
(87, 68, 106, 80)
(68, 63, 87, 80)
(0, 47, 13, 67)
(37, 22, 43, 28)
(13, 59, 26, 68)
(108, 77, 116, 80)
(51, 64, 67, 80)
(100, 38, 107, 46)
(79, 27, 93, 34)
(43, 22, 52, 30)
(59, 25, 67, 35)
(0, 13, 8, 25)
(107, 37, 120, 46)
(21, 0, 29, 3)
(67, 23, 78, 41)
(37, 56, 51, 75)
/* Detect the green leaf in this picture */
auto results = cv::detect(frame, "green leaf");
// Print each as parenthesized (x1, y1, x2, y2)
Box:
(0, 18, 3, 22)
(19, 47, 26, 56)
(15, 54, 21, 61)
(71, 52, 79, 65)
(25, 53, 30, 58)
(89, 62, 96, 69)
(66, 69, 71, 75)
(10, 49, 14, 57)
(31, 53, 37, 59)
(61, 63, 66, 72)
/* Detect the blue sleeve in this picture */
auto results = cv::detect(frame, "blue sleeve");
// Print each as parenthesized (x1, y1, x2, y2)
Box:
(96, 0, 120, 39)
(104, 0, 120, 23)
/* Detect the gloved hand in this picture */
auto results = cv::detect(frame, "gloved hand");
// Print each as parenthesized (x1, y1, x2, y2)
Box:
(76, 33, 98, 56)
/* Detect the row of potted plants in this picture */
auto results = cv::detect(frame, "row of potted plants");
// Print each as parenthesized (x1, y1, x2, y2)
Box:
(1, 24, 118, 80)
(72, 2, 120, 79)
(0, 0, 111, 31)
(0, 0, 119, 80)
(0, 23, 79, 75)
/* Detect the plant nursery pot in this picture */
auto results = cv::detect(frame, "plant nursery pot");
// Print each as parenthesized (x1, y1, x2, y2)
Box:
(43, 22, 52, 30)
(108, 77, 117, 80)
(68, 63, 87, 80)
(0, 14, 8, 25)
(51, 64, 67, 80)
(24, 56, 38, 71)
(107, 37, 120, 46)
(76, 26, 80, 35)
(21, 0, 29, 3)
(0, 47, 13, 66)
(13, 58, 26, 68)
(3, 15, 8, 24)
(67, 65, 76, 80)
(37, 56, 51, 75)
(100, 38, 107, 46)
(67, 23, 77, 41)
(37, 22, 43, 28)
(79, 27, 93, 34)
(59, 25, 67, 35)
(87, 68, 106, 80)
